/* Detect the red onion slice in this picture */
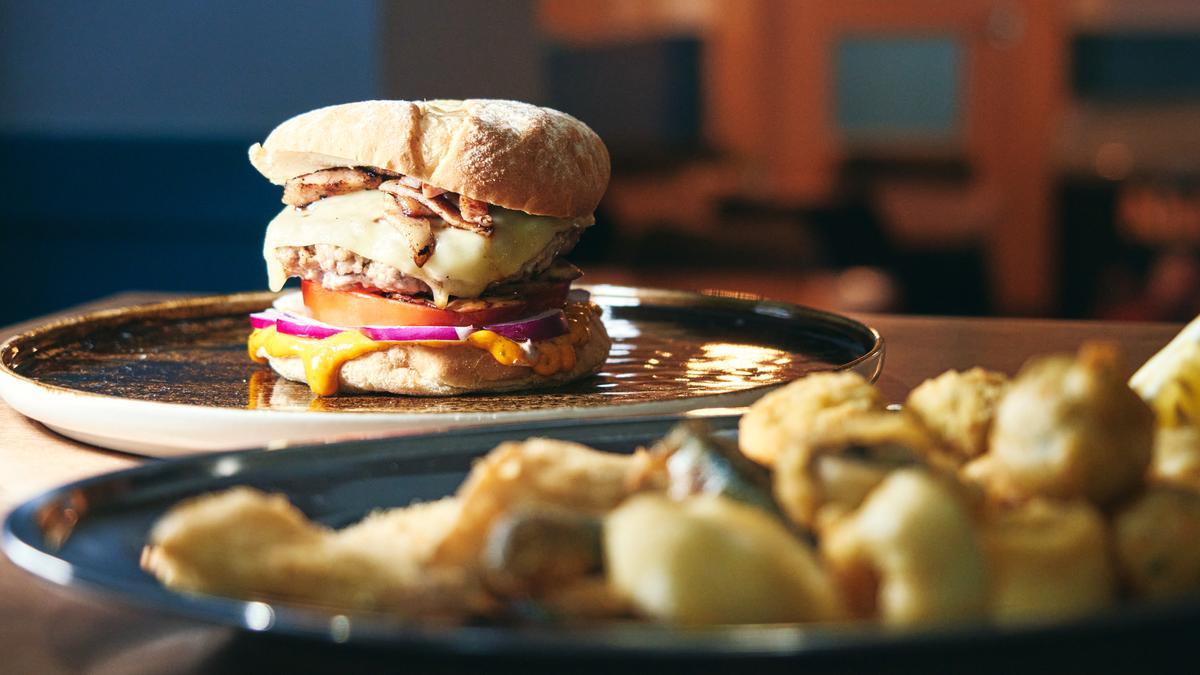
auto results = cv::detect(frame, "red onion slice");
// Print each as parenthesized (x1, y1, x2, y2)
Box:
(262, 310, 466, 342)
(247, 306, 568, 343)
(485, 309, 568, 342)
(361, 324, 469, 341)
(276, 315, 343, 340)
(249, 310, 279, 330)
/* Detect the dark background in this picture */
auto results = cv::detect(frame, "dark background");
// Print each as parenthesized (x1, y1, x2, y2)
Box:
(5, 1, 1200, 325)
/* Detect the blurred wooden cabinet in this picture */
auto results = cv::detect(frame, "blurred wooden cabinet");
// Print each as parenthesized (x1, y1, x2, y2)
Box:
(540, 0, 1067, 315)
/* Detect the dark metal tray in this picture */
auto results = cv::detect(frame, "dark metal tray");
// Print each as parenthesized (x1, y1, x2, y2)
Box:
(5, 415, 1198, 669)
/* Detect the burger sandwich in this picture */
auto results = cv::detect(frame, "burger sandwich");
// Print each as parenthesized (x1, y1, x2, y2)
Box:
(244, 99, 612, 395)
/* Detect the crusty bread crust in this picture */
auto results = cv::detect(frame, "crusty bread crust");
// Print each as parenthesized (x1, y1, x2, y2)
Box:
(249, 99, 610, 219)
(265, 311, 611, 396)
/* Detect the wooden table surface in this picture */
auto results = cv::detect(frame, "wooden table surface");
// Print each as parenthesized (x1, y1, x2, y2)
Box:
(0, 293, 1184, 674)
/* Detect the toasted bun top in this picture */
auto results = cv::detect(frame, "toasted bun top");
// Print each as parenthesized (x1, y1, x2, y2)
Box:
(248, 99, 610, 218)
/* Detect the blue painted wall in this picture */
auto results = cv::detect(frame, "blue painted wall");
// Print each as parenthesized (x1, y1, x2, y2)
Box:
(0, 0, 381, 137)
(0, 1, 381, 324)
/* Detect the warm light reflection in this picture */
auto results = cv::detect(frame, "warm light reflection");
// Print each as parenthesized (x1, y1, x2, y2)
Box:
(35, 489, 88, 550)
(246, 369, 271, 410)
(330, 614, 352, 643)
(601, 317, 642, 341)
(247, 369, 324, 411)
(683, 342, 793, 391)
(244, 601, 276, 631)
(271, 378, 320, 411)
(211, 456, 243, 478)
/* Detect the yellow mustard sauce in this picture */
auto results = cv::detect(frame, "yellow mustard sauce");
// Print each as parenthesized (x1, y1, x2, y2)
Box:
(247, 326, 396, 396)
(246, 301, 602, 395)
(529, 301, 598, 375)
(467, 330, 532, 367)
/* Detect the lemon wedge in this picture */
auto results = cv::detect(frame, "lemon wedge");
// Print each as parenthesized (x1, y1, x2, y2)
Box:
(1130, 317, 1200, 427)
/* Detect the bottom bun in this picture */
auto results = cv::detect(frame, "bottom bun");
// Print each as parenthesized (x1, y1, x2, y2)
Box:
(266, 311, 611, 396)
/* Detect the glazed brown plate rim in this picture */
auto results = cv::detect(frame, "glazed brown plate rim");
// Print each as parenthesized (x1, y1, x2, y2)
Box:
(0, 284, 884, 413)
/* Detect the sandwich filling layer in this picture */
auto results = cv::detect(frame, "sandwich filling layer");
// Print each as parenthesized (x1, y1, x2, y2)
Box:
(263, 190, 590, 307)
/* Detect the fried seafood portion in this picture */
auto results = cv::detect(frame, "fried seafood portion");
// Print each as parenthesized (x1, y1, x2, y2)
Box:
(821, 469, 988, 625)
(1113, 487, 1200, 601)
(481, 506, 603, 597)
(905, 368, 1009, 462)
(142, 439, 654, 623)
(986, 343, 1154, 505)
(479, 504, 636, 621)
(739, 372, 885, 467)
(981, 499, 1114, 622)
(142, 488, 489, 619)
(652, 420, 782, 516)
(604, 494, 845, 625)
(432, 438, 655, 569)
(154, 335, 1200, 630)
(773, 410, 941, 532)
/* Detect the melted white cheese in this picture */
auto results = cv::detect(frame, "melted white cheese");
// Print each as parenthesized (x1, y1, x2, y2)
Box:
(263, 190, 588, 306)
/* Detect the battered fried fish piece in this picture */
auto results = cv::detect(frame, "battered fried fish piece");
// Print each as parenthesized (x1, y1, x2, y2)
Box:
(532, 576, 637, 621)
(981, 499, 1114, 623)
(431, 438, 655, 568)
(773, 410, 939, 532)
(739, 372, 884, 467)
(906, 368, 1009, 462)
(821, 469, 988, 625)
(142, 488, 489, 619)
(1113, 487, 1200, 601)
(478, 506, 637, 621)
(653, 420, 782, 517)
(481, 506, 603, 597)
(604, 494, 845, 625)
(987, 343, 1154, 505)
(959, 452, 1041, 508)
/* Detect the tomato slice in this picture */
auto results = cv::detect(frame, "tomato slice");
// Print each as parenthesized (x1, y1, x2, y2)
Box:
(301, 280, 570, 327)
